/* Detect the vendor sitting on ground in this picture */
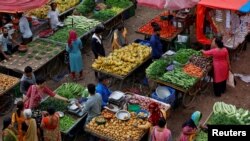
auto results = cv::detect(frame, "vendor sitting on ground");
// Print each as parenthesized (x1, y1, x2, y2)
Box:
(111, 24, 128, 50)
(0, 28, 20, 60)
(20, 66, 36, 97)
(96, 76, 112, 107)
(83, 84, 102, 124)
(48, 2, 62, 30)
(179, 111, 205, 141)
(23, 78, 68, 109)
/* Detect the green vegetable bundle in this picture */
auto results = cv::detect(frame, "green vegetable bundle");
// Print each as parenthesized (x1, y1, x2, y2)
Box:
(93, 9, 118, 21)
(146, 59, 169, 79)
(160, 68, 197, 89)
(76, 0, 95, 15)
(55, 83, 87, 99)
(174, 49, 201, 64)
(48, 27, 85, 43)
(60, 115, 76, 132)
(105, 0, 132, 8)
(40, 97, 67, 112)
(213, 102, 250, 125)
(195, 131, 207, 141)
(64, 16, 100, 30)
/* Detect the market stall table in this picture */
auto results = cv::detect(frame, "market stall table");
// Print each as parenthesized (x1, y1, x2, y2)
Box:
(92, 43, 152, 89)
(0, 39, 65, 76)
(0, 73, 20, 116)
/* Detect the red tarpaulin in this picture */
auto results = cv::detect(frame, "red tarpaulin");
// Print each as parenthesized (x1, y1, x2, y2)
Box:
(0, 0, 49, 13)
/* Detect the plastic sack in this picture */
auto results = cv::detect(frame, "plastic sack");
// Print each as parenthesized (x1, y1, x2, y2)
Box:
(137, 0, 166, 9)
(151, 86, 176, 106)
(164, 0, 199, 10)
(227, 71, 235, 88)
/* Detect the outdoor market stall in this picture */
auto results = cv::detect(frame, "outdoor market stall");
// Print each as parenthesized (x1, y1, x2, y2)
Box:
(85, 92, 171, 141)
(92, 43, 152, 89)
(146, 49, 212, 107)
(0, 73, 20, 116)
(39, 82, 89, 134)
(0, 39, 65, 76)
(195, 102, 250, 140)
(196, 0, 250, 60)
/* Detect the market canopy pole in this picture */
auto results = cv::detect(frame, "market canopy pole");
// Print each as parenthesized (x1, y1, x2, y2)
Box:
(0, 0, 49, 13)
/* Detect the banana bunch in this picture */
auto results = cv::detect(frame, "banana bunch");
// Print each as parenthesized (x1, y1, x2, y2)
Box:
(27, 0, 80, 19)
(92, 43, 151, 76)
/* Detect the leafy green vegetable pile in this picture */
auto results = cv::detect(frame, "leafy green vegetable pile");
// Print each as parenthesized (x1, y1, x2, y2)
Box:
(174, 49, 201, 64)
(160, 68, 197, 89)
(40, 97, 67, 112)
(48, 27, 85, 43)
(93, 9, 117, 21)
(195, 102, 250, 141)
(55, 83, 87, 99)
(105, 0, 132, 8)
(76, 0, 95, 15)
(60, 115, 76, 132)
(146, 59, 169, 79)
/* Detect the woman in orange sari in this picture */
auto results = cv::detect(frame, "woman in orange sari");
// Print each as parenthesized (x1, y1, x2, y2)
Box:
(11, 101, 25, 141)
(41, 106, 61, 141)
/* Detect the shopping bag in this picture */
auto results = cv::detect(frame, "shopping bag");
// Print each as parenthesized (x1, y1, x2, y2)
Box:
(227, 71, 235, 88)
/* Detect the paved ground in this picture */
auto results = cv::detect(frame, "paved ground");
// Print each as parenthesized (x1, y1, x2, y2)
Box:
(1, 6, 250, 141)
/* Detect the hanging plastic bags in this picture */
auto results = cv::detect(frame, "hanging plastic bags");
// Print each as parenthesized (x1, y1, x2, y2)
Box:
(227, 71, 236, 88)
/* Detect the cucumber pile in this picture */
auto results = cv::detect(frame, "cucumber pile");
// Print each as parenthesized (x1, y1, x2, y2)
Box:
(213, 102, 250, 125)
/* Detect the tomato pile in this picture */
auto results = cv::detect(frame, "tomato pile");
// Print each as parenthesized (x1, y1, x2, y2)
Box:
(138, 11, 178, 39)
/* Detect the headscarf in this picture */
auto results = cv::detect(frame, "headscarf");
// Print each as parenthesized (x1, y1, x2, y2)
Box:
(191, 111, 202, 127)
(148, 102, 163, 126)
(67, 30, 78, 47)
(2, 117, 11, 130)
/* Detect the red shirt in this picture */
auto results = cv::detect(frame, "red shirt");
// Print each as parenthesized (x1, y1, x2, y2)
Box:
(24, 85, 56, 109)
(203, 48, 229, 83)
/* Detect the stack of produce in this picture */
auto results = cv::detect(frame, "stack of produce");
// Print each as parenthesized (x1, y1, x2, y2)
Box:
(0, 74, 19, 93)
(146, 59, 170, 79)
(138, 11, 177, 39)
(64, 16, 100, 30)
(129, 94, 170, 111)
(92, 7, 123, 21)
(40, 97, 67, 111)
(160, 68, 197, 89)
(55, 83, 88, 99)
(174, 49, 201, 64)
(86, 112, 146, 141)
(183, 63, 204, 78)
(189, 56, 212, 71)
(92, 43, 151, 76)
(195, 102, 250, 141)
(27, 0, 80, 19)
(60, 115, 76, 132)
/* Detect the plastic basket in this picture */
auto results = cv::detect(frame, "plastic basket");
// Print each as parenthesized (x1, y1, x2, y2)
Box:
(151, 86, 176, 106)
(128, 104, 141, 112)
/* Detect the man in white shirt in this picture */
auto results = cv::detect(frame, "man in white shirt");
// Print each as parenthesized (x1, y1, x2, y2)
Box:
(48, 2, 61, 30)
(18, 13, 33, 45)
(0, 28, 20, 60)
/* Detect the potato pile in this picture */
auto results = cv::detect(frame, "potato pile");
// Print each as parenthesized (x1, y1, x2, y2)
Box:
(0, 73, 19, 93)
(92, 43, 151, 76)
(86, 112, 147, 141)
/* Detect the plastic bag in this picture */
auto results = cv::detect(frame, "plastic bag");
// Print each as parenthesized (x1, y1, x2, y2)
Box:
(137, 0, 166, 9)
(227, 71, 235, 88)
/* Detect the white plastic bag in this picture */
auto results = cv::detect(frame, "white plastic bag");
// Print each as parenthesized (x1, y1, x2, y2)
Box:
(227, 71, 235, 88)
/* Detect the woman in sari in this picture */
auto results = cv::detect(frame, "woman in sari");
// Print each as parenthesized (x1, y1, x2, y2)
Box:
(2, 117, 18, 141)
(22, 109, 38, 141)
(41, 106, 61, 141)
(23, 78, 68, 109)
(179, 111, 202, 141)
(11, 101, 25, 141)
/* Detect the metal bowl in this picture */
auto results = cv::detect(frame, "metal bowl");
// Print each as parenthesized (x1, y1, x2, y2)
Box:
(116, 110, 131, 121)
(136, 110, 149, 119)
(58, 111, 64, 118)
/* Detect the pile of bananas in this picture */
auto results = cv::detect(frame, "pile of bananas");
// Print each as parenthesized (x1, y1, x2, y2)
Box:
(92, 43, 151, 76)
(27, 0, 80, 19)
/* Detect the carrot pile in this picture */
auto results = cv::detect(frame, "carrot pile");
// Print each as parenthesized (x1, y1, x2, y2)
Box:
(183, 63, 204, 78)
(138, 11, 178, 39)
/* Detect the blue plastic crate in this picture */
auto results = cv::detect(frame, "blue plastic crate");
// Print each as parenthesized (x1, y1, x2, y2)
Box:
(134, 39, 151, 47)
(151, 86, 176, 106)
